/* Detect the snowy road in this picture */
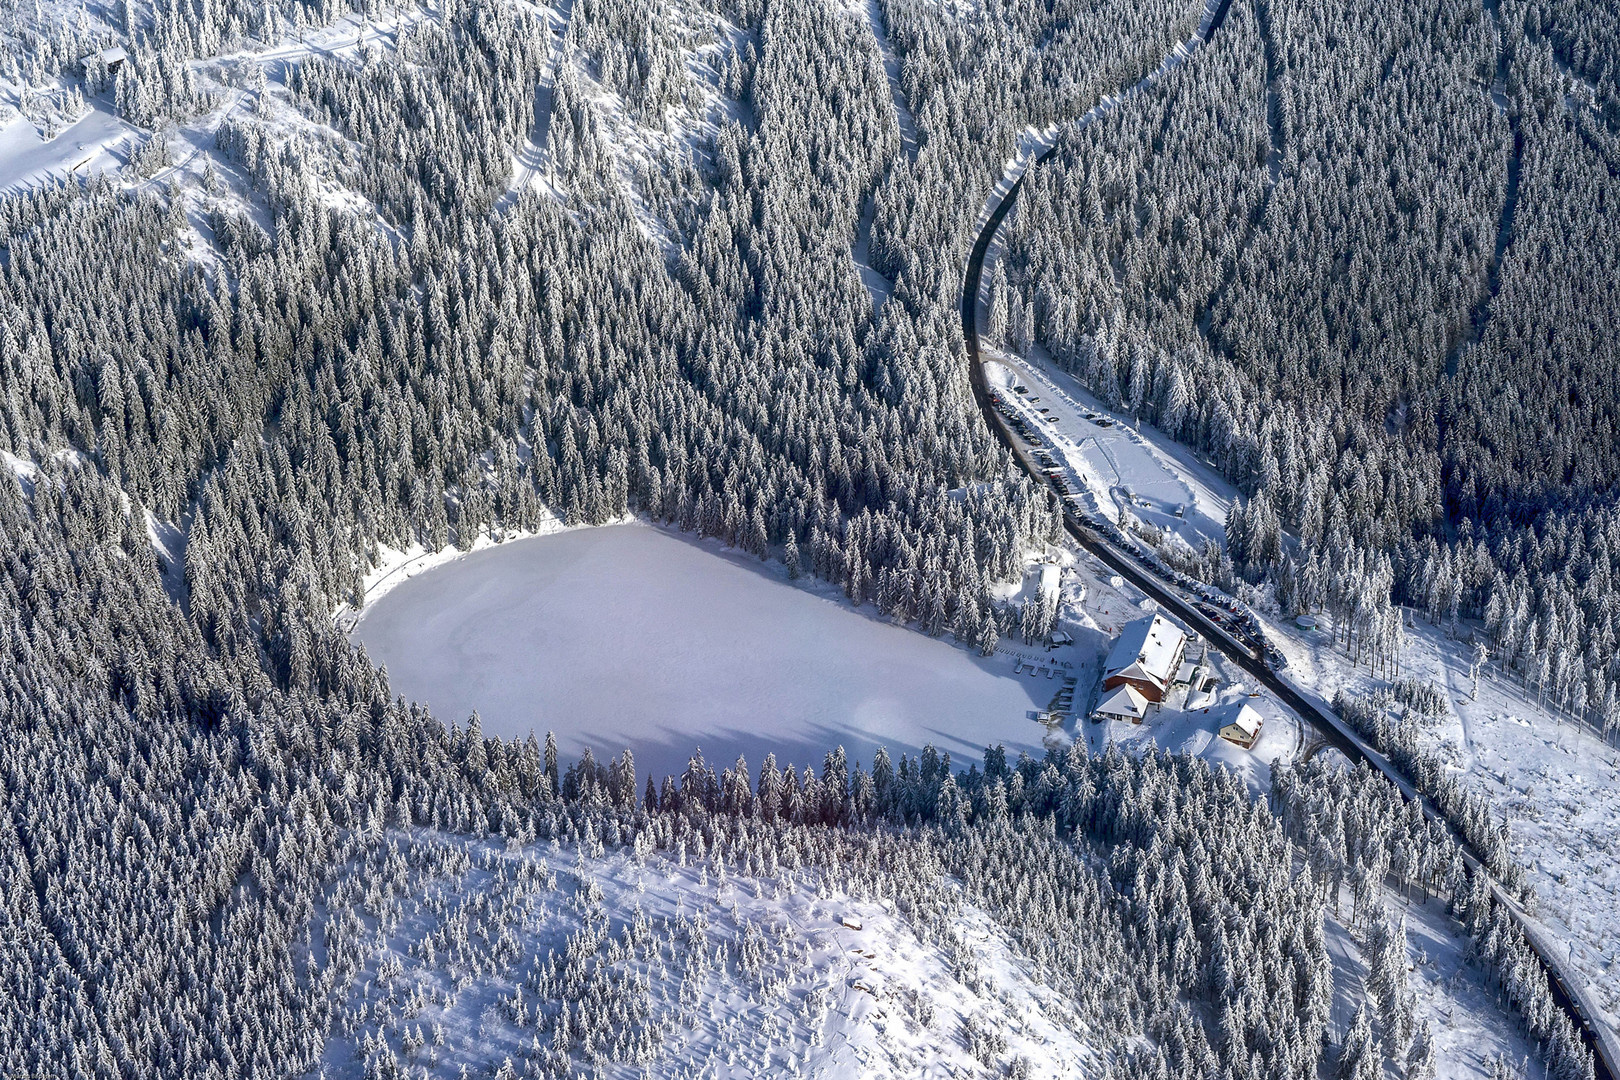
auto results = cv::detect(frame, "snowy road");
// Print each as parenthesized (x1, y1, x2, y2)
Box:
(955, 0, 1620, 1069)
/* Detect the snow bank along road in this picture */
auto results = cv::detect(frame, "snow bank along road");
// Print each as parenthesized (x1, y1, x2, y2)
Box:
(956, 5, 1620, 1075)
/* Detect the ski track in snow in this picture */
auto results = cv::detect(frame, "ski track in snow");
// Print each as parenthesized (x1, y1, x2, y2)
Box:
(501, 0, 577, 206)
(851, 0, 918, 161)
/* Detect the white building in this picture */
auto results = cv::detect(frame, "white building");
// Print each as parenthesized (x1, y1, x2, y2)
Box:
(1094, 684, 1150, 723)
(1039, 563, 1062, 604)
(1102, 614, 1187, 703)
(1214, 703, 1263, 749)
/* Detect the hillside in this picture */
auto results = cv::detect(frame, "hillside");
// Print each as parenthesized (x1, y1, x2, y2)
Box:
(1, 0, 1618, 1076)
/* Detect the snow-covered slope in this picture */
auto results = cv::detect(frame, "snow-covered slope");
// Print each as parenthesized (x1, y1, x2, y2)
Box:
(307, 828, 1109, 1079)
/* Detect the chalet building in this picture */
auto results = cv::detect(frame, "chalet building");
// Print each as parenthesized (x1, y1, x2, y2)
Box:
(1102, 614, 1187, 703)
(1214, 703, 1264, 749)
(81, 46, 128, 74)
(1094, 684, 1150, 723)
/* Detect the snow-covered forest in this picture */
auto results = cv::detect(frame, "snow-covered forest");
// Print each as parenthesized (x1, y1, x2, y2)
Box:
(2, 0, 1618, 1072)
(993, 0, 1620, 747)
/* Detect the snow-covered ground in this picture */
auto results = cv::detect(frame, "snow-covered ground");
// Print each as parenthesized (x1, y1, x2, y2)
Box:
(310, 817, 1538, 1080)
(354, 522, 1080, 783)
(309, 829, 1107, 1079)
(501, 0, 575, 204)
(1319, 892, 1539, 1077)
(1270, 610, 1620, 1040)
(0, 7, 433, 198)
(984, 349, 1235, 553)
(1087, 683, 1300, 794)
(0, 97, 137, 192)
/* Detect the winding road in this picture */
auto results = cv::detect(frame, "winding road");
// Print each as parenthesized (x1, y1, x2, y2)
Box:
(956, 5, 1620, 1075)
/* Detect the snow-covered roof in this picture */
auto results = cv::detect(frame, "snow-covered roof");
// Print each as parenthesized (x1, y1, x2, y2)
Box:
(1095, 684, 1149, 721)
(1103, 614, 1185, 687)
(82, 46, 129, 71)
(1212, 702, 1262, 738)
(1039, 563, 1062, 602)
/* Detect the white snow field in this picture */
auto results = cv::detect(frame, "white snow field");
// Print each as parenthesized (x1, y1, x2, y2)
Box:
(983, 347, 1236, 554)
(1317, 890, 1539, 1077)
(354, 523, 1068, 783)
(308, 829, 1105, 1080)
(0, 100, 138, 193)
(1270, 610, 1620, 1041)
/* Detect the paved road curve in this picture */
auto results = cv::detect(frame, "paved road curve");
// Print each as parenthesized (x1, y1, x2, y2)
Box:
(955, 12, 1619, 1077)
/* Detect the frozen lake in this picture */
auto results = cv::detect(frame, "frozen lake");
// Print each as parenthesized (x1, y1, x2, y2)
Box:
(353, 524, 1062, 782)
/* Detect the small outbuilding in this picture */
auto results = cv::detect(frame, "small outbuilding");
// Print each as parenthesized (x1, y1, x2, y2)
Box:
(82, 46, 129, 73)
(1215, 703, 1263, 749)
(1094, 684, 1150, 724)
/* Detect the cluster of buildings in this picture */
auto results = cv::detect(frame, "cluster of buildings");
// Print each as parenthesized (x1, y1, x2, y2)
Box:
(1092, 613, 1262, 748)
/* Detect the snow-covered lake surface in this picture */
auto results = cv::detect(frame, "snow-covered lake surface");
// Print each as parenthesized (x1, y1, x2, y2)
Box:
(354, 523, 1061, 781)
